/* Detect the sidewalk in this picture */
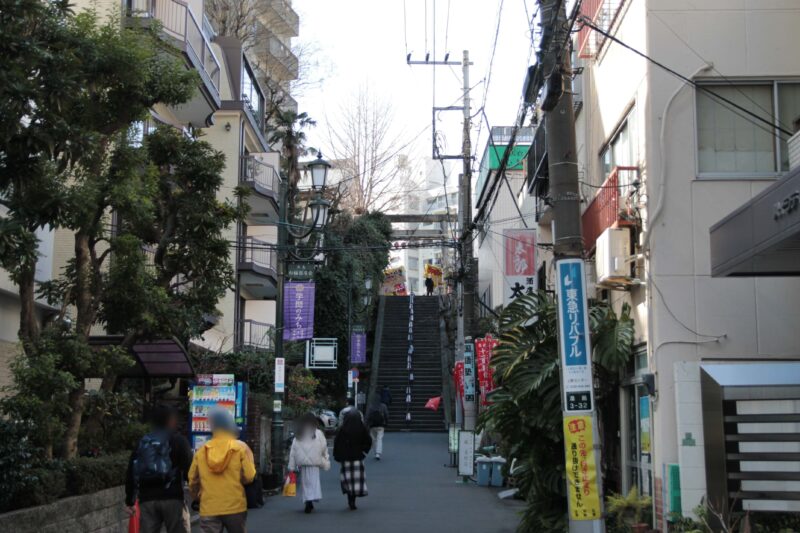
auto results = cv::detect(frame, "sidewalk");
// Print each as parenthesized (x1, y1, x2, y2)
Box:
(241, 432, 523, 533)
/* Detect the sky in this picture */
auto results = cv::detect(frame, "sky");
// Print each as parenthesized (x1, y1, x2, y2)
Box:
(292, 0, 538, 190)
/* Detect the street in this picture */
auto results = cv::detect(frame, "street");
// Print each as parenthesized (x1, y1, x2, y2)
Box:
(243, 433, 522, 532)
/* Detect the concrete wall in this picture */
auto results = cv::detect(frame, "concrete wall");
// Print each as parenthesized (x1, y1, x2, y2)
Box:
(0, 486, 129, 533)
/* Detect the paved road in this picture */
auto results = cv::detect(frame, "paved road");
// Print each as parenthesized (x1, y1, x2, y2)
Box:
(245, 432, 522, 533)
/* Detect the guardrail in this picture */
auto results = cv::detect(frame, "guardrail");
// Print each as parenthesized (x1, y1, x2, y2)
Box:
(240, 236, 276, 271)
(241, 156, 279, 195)
(240, 319, 274, 350)
(581, 166, 638, 251)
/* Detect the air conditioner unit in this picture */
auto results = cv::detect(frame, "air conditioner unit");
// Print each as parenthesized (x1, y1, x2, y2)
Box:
(595, 227, 632, 289)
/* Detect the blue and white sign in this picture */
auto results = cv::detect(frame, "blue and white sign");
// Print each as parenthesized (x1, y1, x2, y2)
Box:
(463, 341, 476, 404)
(556, 259, 595, 413)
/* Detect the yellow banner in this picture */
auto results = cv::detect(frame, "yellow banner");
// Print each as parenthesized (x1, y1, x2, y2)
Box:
(424, 263, 443, 287)
(563, 416, 601, 521)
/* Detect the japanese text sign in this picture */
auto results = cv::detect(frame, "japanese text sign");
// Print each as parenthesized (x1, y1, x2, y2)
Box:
(475, 335, 499, 406)
(503, 229, 536, 307)
(563, 415, 601, 520)
(283, 282, 315, 341)
(350, 327, 367, 365)
(556, 259, 595, 413)
(274, 358, 285, 393)
(463, 341, 476, 404)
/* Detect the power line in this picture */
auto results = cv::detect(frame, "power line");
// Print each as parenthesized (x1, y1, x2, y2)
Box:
(481, 109, 529, 228)
(579, 16, 793, 138)
(403, 0, 409, 56)
(444, 0, 452, 53)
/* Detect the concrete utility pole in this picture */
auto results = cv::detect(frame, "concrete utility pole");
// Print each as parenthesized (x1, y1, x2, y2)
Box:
(540, 1, 604, 531)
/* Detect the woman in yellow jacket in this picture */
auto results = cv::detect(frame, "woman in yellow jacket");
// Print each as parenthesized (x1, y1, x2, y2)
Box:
(189, 409, 256, 533)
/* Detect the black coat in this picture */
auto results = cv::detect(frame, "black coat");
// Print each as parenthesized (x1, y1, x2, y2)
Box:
(333, 420, 372, 462)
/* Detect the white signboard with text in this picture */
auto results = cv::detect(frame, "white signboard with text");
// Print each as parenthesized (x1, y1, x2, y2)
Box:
(274, 357, 285, 393)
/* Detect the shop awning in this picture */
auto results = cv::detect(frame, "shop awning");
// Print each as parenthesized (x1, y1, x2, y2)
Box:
(89, 336, 194, 378)
(710, 166, 800, 277)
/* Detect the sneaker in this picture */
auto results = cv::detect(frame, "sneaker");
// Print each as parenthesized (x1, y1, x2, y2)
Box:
(376, 454, 381, 461)
(305, 501, 314, 514)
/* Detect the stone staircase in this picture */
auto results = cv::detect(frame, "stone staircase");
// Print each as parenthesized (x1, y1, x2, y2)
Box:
(376, 296, 445, 432)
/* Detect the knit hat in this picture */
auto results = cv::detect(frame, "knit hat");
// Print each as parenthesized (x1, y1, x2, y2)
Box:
(209, 408, 238, 435)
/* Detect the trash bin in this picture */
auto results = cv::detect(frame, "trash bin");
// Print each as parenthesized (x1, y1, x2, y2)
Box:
(490, 457, 507, 487)
(476, 457, 492, 486)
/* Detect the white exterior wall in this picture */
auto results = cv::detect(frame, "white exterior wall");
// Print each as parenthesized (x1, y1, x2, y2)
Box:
(575, 0, 800, 520)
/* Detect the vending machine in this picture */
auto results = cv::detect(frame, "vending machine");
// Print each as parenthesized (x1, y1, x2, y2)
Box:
(189, 374, 247, 451)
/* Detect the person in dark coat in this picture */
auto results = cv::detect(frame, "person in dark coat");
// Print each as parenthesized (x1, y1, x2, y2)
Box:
(333, 410, 372, 510)
(380, 384, 393, 406)
(125, 404, 193, 533)
(425, 276, 435, 296)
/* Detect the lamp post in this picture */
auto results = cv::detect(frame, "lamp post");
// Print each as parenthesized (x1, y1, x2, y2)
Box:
(270, 152, 331, 487)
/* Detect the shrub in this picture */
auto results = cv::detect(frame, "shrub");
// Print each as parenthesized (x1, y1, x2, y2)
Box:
(0, 419, 44, 512)
(65, 453, 129, 495)
(79, 390, 147, 455)
(8, 466, 67, 510)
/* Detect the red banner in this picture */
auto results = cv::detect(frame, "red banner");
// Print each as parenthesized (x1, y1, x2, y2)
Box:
(454, 361, 464, 399)
(475, 335, 500, 406)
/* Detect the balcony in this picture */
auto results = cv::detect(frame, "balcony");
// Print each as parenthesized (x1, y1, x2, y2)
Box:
(265, 35, 299, 81)
(577, 0, 626, 59)
(241, 155, 280, 224)
(238, 236, 278, 299)
(581, 166, 638, 252)
(239, 319, 274, 351)
(125, 0, 222, 125)
(264, 0, 299, 37)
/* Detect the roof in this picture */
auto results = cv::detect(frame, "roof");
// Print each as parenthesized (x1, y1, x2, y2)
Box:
(89, 336, 194, 379)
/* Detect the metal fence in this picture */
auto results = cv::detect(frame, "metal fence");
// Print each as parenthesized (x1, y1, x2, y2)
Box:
(241, 156, 279, 194)
(240, 236, 276, 270)
(240, 319, 274, 350)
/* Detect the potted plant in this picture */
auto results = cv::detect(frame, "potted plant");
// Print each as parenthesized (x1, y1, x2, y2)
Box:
(606, 487, 653, 533)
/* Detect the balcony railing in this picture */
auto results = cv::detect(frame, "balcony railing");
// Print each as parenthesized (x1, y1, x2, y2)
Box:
(267, 36, 299, 79)
(126, 0, 221, 97)
(240, 236, 276, 271)
(240, 319, 274, 350)
(581, 166, 638, 252)
(241, 156, 279, 195)
(266, 0, 299, 36)
(577, 0, 625, 59)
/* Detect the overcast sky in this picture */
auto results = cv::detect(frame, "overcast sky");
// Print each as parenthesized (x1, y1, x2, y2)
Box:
(292, 0, 538, 188)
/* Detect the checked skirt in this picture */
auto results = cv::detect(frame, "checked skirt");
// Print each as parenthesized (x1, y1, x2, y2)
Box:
(339, 460, 368, 497)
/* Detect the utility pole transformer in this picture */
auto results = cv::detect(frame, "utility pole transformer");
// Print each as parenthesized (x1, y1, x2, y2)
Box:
(540, 0, 605, 531)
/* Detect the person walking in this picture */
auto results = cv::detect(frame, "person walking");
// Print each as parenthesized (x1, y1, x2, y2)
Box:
(288, 413, 331, 514)
(425, 276, 435, 296)
(366, 399, 389, 460)
(333, 411, 372, 510)
(338, 397, 361, 427)
(188, 409, 256, 533)
(380, 384, 393, 406)
(125, 404, 193, 533)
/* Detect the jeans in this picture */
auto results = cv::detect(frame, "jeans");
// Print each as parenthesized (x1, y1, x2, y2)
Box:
(139, 499, 190, 533)
(370, 427, 385, 456)
(199, 512, 247, 533)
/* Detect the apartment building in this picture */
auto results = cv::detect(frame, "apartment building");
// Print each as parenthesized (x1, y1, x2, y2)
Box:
(477, 0, 800, 527)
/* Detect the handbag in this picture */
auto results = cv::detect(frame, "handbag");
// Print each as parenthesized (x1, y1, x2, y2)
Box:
(282, 471, 297, 497)
(128, 501, 140, 533)
(245, 474, 264, 509)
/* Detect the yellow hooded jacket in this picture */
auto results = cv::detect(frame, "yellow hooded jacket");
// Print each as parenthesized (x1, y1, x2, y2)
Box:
(188, 431, 256, 517)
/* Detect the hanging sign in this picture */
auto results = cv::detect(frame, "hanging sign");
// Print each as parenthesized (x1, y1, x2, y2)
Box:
(274, 357, 285, 393)
(475, 335, 500, 406)
(556, 259, 595, 413)
(454, 361, 464, 399)
(350, 326, 367, 364)
(463, 342, 476, 404)
(287, 261, 316, 281)
(503, 229, 536, 306)
(347, 370, 354, 389)
(283, 282, 315, 341)
(563, 416, 601, 521)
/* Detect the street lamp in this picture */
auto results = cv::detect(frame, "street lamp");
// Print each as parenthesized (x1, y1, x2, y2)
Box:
(270, 149, 332, 488)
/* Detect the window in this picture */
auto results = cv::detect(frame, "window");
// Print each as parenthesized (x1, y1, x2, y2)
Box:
(600, 120, 633, 179)
(242, 62, 264, 122)
(408, 257, 419, 271)
(697, 82, 800, 175)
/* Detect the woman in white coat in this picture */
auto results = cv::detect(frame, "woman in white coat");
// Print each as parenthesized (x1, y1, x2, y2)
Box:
(288, 413, 331, 513)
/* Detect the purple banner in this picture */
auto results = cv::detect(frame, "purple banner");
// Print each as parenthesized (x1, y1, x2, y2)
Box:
(350, 329, 367, 364)
(283, 282, 315, 341)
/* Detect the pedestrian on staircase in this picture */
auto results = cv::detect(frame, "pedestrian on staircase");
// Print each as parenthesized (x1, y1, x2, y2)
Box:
(380, 384, 393, 406)
(288, 413, 331, 514)
(333, 410, 372, 510)
(366, 398, 389, 460)
(425, 276, 434, 296)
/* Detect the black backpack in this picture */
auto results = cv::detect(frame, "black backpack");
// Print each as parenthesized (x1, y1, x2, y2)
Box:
(367, 409, 385, 428)
(134, 431, 174, 486)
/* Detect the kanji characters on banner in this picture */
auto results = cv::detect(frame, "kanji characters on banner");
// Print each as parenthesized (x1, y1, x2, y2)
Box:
(475, 335, 500, 406)
(503, 229, 537, 307)
(283, 282, 315, 341)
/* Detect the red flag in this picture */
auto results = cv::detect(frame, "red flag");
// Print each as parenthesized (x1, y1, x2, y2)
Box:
(425, 396, 442, 411)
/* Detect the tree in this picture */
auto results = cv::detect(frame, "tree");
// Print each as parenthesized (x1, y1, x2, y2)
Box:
(0, 8, 242, 458)
(478, 292, 634, 533)
(325, 86, 417, 214)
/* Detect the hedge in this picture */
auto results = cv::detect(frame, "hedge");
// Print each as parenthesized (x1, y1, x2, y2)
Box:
(1, 453, 129, 514)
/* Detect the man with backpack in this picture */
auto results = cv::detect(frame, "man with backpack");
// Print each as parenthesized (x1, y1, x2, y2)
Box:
(125, 404, 193, 533)
(366, 399, 389, 460)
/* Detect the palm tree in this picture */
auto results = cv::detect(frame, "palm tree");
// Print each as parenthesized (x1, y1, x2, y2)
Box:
(479, 291, 634, 532)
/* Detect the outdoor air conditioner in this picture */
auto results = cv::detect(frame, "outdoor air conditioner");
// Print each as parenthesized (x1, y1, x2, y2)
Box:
(595, 227, 632, 289)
